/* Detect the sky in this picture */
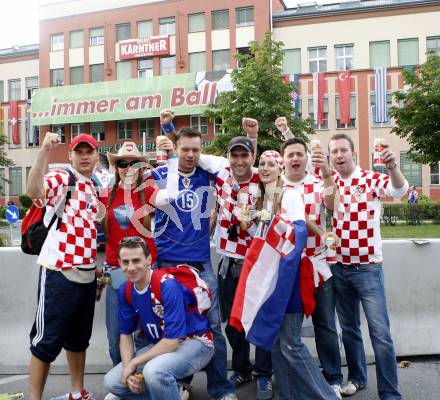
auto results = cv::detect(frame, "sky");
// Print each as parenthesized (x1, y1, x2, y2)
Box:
(0, 0, 349, 50)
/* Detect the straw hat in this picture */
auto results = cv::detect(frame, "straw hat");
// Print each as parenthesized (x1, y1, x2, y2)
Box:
(107, 141, 148, 167)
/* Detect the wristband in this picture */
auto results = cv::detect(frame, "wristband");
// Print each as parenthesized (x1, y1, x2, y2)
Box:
(161, 122, 175, 133)
(387, 163, 397, 170)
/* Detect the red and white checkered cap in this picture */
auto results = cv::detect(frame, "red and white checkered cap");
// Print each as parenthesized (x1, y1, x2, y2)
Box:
(260, 150, 283, 168)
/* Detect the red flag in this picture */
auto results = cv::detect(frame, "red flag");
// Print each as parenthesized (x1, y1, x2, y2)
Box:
(337, 71, 351, 125)
(312, 72, 325, 125)
(9, 101, 20, 145)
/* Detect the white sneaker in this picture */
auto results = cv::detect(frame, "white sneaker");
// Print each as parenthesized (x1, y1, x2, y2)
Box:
(331, 384, 342, 400)
(103, 394, 121, 400)
(179, 383, 191, 400)
(340, 381, 365, 396)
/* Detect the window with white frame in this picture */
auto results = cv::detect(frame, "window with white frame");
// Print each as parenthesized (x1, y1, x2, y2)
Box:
(427, 36, 440, 56)
(370, 41, 390, 68)
(26, 77, 38, 100)
(51, 33, 64, 51)
(335, 44, 353, 70)
(118, 120, 132, 140)
(336, 95, 356, 128)
(90, 27, 104, 46)
(189, 13, 205, 33)
(190, 115, 208, 135)
(370, 92, 392, 127)
(138, 58, 153, 78)
(116, 23, 131, 42)
(212, 50, 229, 70)
(137, 20, 153, 39)
(9, 167, 22, 196)
(308, 47, 327, 73)
(52, 125, 66, 143)
(159, 17, 175, 35)
(139, 119, 155, 138)
(70, 30, 83, 49)
(430, 162, 439, 185)
(400, 151, 422, 187)
(282, 49, 301, 74)
(50, 69, 64, 87)
(160, 56, 176, 76)
(8, 79, 21, 101)
(213, 118, 223, 135)
(189, 52, 206, 73)
(236, 7, 254, 27)
(71, 124, 84, 140)
(212, 10, 229, 30)
(91, 122, 105, 142)
(308, 97, 329, 129)
(398, 38, 419, 66)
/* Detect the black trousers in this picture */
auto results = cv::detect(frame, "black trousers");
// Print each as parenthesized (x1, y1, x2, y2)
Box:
(218, 256, 272, 378)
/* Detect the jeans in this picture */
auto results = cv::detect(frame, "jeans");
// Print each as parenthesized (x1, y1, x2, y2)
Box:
(106, 284, 122, 366)
(103, 339, 214, 400)
(331, 262, 401, 400)
(272, 312, 339, 400)
(156, 259, 235, 399)
(218, 256, 272, 378)
(312, 277, 343, 385)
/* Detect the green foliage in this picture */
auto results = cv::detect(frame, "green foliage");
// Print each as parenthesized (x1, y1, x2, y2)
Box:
(204, 31, 314, 156)
(19, 194, 32, 208)
(0, 234, 8, 247)
(383, 201, 440, 224)
(389, 53, 440, 164)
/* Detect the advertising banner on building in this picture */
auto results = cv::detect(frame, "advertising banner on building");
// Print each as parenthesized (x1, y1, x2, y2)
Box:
(119, 36, 170, 60)
(30, 70, 233, 125)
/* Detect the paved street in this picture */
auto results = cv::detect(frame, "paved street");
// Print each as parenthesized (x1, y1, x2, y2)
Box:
(1, 356, 439, 399)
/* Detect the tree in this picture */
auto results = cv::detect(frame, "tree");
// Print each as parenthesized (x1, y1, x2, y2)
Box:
(0, 134, 14, 167)
(390, 53, 440, 164)
(204, 31, 314, 156)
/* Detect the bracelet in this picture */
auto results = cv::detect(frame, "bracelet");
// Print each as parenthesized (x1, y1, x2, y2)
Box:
(387, 163, 397, 170)
(161, 122, 175, 133)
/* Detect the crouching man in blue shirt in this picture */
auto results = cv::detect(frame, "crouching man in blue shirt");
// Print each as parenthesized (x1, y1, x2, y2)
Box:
(103, 237, 214, 399)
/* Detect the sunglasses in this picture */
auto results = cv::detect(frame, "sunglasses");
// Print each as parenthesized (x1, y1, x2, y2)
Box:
(117, 159, 138, 169)
(119, 236, 144, 244)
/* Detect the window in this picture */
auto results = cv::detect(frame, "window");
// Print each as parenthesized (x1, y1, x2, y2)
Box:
(9, 167, 22, 196)
(190, 115, 208, 135)
(336, 95, 357, 128)
(90, 122, 105, 142)
(25, 77, 38, 100)
(370, 41, 390, 68)
(90, 64, 104, 82)
(52, 125, 65, 143)
(212, 10, 229, 30)
(70, 30, 83, 48)
(8, 79, 21, 101)
(282, 49, 301, 74)
(335, 44, 353, 70)
(212, 50, 229, 70)
(236, 7, 254, 27)
(51, 33, 64, 51)
(160, 56, 176, 76)
(116, 23, 131, 42)
(27, 124, 40, 147)
(430, 163, 440, 185)
(0, 81, 3, 102)
(138, 58, 153, 78)
(189, 52, 206, 73)
(50, 69, 64, 87)
(213, 118, 223, 135)
(189, 13, 205, 33)
(71, 124, 84, 140)
(370, 92, 392, 127)
(159, 17, 175, 36)
(118, 120, 132, 140)
(70, 66, 84, 85)
(137, 20, 153, 39)
(398, 38, 419, 66)
(400, 151, 422, 187)
(427, 36, 440, 56)
(139, 119, 155, 138)
(0, 169, 5, 196)
(117, 61, 132, 80)
(308, 47, 327, 73)
(90, 27, 104, 46)
(308, 97, 329, 129)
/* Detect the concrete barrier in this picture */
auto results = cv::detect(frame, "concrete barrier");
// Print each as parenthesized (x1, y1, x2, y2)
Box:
(1, 240, 440, 374)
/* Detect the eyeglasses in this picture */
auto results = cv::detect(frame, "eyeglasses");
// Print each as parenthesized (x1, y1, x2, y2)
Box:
(119, 236, 144, 245)
(117, 159, 138, 169)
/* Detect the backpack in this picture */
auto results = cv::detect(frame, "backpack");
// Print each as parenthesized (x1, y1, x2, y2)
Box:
(21, 169, 76, 255)
(125, 265, 211, 319)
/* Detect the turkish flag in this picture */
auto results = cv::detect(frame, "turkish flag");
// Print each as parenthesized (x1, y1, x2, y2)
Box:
(337, 71, 351, 125)
(313, 72, 325, 125)
(9, 101, 20, 145)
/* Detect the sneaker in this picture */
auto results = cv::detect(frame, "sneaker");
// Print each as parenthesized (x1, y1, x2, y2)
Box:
(229, 371, 253, 387)
(179, 383, 191, 400)
(340, 381, 366, 396)
(331, 384, 342, 400)
(50, 390, 96, 400)
(214, 394, 238, 400)
(256, 377, 273, 400)
(103, 394, 121, 400)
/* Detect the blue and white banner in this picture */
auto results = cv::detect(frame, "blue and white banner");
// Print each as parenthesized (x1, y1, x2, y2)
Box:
(374, 66, 388, 123)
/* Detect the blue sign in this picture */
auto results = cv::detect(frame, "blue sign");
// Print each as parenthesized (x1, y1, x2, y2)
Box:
(6, 204, 20, 224)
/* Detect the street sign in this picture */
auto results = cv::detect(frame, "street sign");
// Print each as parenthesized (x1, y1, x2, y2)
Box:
(6, 204, 19, 224)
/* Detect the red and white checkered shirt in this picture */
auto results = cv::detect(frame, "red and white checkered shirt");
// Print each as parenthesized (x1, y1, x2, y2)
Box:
(37, 168, 100, 271)
(332, 166, 408, 265)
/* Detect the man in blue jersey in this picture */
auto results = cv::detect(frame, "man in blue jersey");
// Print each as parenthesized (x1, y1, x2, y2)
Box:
(145, 110, 236, 400)
(103, 237, 214, 399)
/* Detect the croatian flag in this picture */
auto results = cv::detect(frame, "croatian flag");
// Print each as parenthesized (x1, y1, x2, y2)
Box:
(375, 66, 388, 123)
(230, 215, 308, 351)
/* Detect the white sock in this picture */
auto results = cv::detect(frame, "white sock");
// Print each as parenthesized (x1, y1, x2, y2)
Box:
(71, 392, 82, 399)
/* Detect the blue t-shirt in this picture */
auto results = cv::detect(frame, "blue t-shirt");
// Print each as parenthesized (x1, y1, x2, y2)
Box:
(118, 278, 210, 342)
(151, 166, 214, 262)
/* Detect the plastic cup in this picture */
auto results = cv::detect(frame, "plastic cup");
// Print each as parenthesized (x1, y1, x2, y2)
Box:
(310, 139, 321, 150)
(325, 236, 337, 264)
(373, 138, 386, 168)
(156, 135, 168, 164)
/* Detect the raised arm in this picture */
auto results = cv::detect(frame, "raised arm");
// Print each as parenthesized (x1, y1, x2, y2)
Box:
(242, 117, 259, 152)
(275, 116, 294, 140)
(381, 144, 408, 195)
